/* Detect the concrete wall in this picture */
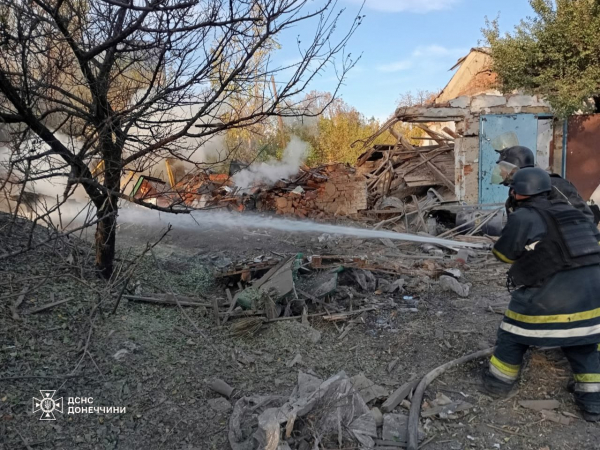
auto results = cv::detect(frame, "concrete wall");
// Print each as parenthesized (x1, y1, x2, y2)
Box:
(455, 136, 480, 203)
(536, 118, 553, 170)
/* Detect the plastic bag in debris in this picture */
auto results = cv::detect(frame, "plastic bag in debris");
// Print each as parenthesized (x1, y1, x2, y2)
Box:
(229, 372, 377, 450)
(229, 396, 288, 450)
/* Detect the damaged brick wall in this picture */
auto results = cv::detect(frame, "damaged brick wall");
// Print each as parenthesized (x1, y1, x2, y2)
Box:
(273, 164, 368, 218)
(400, 94, 554, 202)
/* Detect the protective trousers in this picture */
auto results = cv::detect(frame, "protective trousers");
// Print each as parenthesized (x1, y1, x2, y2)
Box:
(484, 334, 600, 414)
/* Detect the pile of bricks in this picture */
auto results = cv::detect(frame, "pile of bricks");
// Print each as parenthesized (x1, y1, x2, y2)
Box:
(268, 164, 368, 218)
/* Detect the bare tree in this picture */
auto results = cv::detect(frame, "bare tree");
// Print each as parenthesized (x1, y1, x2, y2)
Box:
(0, 0, 361, 278)
(396, 89, 440, 108)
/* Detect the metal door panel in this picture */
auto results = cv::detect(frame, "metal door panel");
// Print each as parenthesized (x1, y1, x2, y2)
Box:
(479, 114, 538, 204)
(566, 114, 600, 201)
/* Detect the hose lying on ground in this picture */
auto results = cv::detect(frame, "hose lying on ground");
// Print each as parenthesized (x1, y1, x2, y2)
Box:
(407, 347, 496, 450)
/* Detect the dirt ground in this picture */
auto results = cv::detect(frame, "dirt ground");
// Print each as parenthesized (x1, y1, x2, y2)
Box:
(1, 211, 599, 450)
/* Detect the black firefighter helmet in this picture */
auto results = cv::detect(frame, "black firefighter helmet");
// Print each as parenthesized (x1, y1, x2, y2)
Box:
(496, 146, 535, 168)
(510, 167, 552, 196)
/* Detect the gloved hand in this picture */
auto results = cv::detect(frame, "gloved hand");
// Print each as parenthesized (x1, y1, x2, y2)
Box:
(505, 195, 518, 216)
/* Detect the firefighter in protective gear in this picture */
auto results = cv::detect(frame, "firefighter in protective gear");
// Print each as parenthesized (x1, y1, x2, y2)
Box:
(484, 167, 600, 422)
(494, 145, 595, 222)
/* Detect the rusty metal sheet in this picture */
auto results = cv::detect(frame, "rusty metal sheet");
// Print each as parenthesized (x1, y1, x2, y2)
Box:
(566, 114, 600, 200)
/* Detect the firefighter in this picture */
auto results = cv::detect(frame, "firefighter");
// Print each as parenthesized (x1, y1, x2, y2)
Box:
(483, 167, 600, 422)
(494, 145, 595, 222)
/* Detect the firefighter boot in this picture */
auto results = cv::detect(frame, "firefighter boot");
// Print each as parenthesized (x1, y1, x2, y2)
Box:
(482, 368, 515, 398)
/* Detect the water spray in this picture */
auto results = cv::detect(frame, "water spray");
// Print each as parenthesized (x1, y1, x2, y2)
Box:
(114, 207, 488, 250)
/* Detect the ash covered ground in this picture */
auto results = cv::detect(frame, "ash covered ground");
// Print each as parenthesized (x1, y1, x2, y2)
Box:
(1, 211, 599, 450)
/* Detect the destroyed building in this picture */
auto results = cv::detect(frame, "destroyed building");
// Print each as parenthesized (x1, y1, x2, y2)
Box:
(133, 47, 600, 227)
(391, 48, 600, 206)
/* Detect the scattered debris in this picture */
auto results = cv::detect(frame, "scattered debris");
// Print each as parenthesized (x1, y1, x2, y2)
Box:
(295, 269, 339, 299)
(23, 297, 73, 315)
(519, 399, 560, 412)
(382, 413, 424, 443)
(321, 308, 376, 322)
(387, 358, 401, 374)
(113, 349, 129, 361)
(421, 401, 474, 418)
(208, 397, 233, 413)
(123, 294, 210, 308)
(229, 371, 379, 450)
(382, 379, 420, 413)
(208, 379, 234, 399)
(350, 373, 389, 404)
(371, 407, 384, 427)
(443, 268, 462, 279)
(407, 348, 495, 450)
(541, 410, 574, 425)
(439, 275, 471, 298)
(303, 324, 321, 344)
(351, 269, 378, 292)
(9, 285, 29, 321)
(286, 353, 303, 368)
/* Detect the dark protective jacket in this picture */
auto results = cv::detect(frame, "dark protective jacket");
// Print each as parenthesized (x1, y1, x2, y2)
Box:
(505, 174, 595, 223)
(493, 195, 600, 347)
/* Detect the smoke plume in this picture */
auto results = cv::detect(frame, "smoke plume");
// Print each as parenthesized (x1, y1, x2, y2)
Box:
(232, 136, 308, 189)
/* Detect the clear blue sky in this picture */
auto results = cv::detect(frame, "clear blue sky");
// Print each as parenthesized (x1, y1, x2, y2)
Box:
(275, 0, 534, 121)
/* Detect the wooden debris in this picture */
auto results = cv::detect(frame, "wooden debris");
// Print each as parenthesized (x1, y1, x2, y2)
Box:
(230, 317, 265, 337)
(374, 439, 406, 448)
(214, 259, 280, 279)
(212, 296, 220, 327)
(221, 289, 237, 325)
(541, 410, 573, 425)
(24, 298, 73, 315)
(355, 129, 456, 220)
(381, 379, 420, 413)
(322, 307, 376, 322)
(519, 399, 560, 412)
(174, 326, 197, 338)
(10, 285, 29, 321)
(123, 295, 210, 308)
(421, 401, 473, 418)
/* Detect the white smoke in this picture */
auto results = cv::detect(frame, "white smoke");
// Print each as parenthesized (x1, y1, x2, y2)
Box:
(232, 136, 308, 189)
(0, 133, 90, 203)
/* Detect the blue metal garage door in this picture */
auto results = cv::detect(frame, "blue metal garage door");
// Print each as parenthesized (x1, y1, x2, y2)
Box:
(479, 114, 538, 204)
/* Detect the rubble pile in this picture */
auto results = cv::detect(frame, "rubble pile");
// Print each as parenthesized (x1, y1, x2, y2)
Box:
(126, 242, 477, 337)
(206, 248, 474, 333)
(131, 124, 459, 222)
(130, 126, 506, 239)
(357, 139, 455, 205)
(228, 370, 414, 450)
(264, 164, 368, 218)
(227, 368, 477, 449)
(131, 171, 233, 209)
(132, 163, 369, 219)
